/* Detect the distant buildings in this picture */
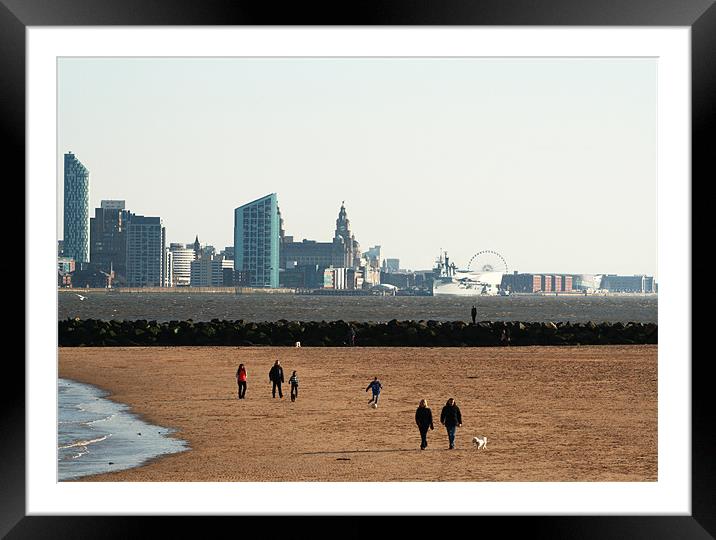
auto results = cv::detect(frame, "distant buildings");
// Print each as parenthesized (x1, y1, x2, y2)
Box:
(280, 202, 362, 271)
(278, 201, 382, 290)
(333, 202, 362, 268)
(89, 200, 132, 284)
(169, 243, 195, 286)
(63, 152, 90, 263)
(572, 274, 602, 291)
(57, 257, 75, 287)
(190, 256, 223, 287)
(163, 248, 173, 288)
(501, 272, 655, 293)
(501, 272, 574, 293)
(234, 193, 280, 288)
(189, 244, 234, 287)
(600, 274, 656, 293)
(125, 215, 167, 287)
(382, 258, 400, 273)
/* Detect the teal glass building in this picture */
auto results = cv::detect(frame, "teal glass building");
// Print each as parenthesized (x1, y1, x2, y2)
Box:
(63, 152, 90, 263)
(234, 193, 280, 288)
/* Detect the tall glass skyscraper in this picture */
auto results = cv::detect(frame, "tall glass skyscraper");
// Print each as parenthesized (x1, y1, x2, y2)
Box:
(234, 193, 280, 288)
(89, 200, 132, 281)
(125, 215, 166, 287)
(63, 152, 90, 263)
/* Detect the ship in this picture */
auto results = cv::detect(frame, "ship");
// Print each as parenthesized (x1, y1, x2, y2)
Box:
(431, 251, 507, 296)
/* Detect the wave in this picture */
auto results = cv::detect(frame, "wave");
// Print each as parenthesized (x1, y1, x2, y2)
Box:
(58, 434, 110, 450)
(85, 414, 116, 425)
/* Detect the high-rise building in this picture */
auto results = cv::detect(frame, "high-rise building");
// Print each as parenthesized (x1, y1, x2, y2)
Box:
(163, 248, 173, 287)
(234, 193, 280, 288)
(382, 258, 400, 273)
(220, 246, 235, 260)
(169, 242, 195, 286)
(125, 215, 166, 287)
(63, 152, 90, 263)
(89, 200, 132, 282)
(364, 245, 381, 269)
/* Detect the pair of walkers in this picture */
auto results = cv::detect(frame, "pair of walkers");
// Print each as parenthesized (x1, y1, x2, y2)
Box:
(269, 360, 300, 402)
(415, 398, 462, 450)
(235, 360, 299, 402)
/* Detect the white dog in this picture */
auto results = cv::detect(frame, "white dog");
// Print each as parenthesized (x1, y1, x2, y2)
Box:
(472, 436, 488, 450)
(295, 341, 301, 348)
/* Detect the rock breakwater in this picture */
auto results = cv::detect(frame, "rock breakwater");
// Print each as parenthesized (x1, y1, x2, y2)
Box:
(58, 319, 657, 347)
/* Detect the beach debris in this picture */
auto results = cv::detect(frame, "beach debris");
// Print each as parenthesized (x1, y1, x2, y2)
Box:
(336, 457, 351, 461)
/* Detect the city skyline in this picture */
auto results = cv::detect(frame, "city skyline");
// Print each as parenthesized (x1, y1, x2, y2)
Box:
(58, 57, 657, 276)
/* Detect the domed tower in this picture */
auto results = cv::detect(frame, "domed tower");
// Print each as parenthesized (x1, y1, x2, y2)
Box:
(333, 201, 357, 268)
(335, 201, 350, 240)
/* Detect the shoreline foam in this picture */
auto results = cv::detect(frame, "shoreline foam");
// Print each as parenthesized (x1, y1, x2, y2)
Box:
(58, 378, 188, 481)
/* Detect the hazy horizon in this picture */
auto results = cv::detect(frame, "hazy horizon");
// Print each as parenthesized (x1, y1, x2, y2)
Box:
(58, 57, 657, 277)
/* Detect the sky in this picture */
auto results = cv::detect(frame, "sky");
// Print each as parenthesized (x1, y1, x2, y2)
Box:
(58, 57, 656, 276)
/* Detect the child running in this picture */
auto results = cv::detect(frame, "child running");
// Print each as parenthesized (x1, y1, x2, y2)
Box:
(365, 376, 383, 407)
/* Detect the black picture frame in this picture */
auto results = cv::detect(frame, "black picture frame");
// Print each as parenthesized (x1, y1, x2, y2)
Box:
(6, 1, 712, 537)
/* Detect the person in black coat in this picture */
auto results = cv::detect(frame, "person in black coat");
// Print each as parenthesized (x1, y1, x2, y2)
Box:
(440, 397, 463, 449)
(471, 305, 477, 324)
(268, 359, 284, 398)
(415, 399, 435, 450)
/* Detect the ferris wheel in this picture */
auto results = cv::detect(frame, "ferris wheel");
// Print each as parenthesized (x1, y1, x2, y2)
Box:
(466, 250, 509, 273)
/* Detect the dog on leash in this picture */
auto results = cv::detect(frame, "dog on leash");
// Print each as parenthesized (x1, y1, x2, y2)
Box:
(472, 436, 488, 450)
(295, 341, 301, 348)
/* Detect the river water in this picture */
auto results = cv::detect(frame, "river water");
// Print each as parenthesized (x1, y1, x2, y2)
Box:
(58, 292, 657, 323)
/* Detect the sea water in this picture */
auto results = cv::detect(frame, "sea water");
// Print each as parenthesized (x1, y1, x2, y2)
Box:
(58, 292, 658, 324)
(58, 378, 188, 481)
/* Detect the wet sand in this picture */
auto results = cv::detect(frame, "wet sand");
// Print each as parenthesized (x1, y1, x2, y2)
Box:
(58, 345, 657, 482)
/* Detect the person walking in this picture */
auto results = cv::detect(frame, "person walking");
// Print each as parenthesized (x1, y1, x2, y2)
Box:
(440, 397, 463, 449)
(289, 370, 299, 402)
(365, 376, 383, 406)
(269, 359, 284, 399)
(471, 305, 477, 324)
(347, 325, 356, 346)
(236, 363, 247, 399)
(415, 399, 434, 450)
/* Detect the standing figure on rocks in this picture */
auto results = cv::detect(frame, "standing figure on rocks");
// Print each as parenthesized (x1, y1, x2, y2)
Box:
(440, 397, 463, 449)
(500, 327, 511, 346)
(348, 325, 356, 346)
(236, 363, 247, 399)
(471, 305, 477, 324)
(269, 359, 284, 399)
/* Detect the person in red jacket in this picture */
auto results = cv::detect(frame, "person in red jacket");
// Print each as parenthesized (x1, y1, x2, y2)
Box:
(236, 363, 247, 399)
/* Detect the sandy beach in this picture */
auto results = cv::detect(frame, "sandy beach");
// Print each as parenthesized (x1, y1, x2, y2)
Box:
(58, 345, 657, 482)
